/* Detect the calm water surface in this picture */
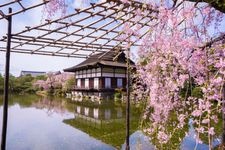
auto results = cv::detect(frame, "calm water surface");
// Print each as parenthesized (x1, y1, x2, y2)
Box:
(0, 95, 221, 150)
(0, 95, 147, 150)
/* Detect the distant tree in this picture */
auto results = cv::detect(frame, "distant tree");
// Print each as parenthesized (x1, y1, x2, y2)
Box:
(33, 72, 74, 95)
(35, 75, 47, 81)
(63, 77, 75, 92)
(33, 80, 46, 90)
(0, 74, 4, 93)
(9, 74, 16, 92)
(7, 74, 36, 93)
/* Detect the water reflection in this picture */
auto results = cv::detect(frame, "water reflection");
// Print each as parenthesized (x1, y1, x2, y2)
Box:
(73, 103, 125, 121)
(0, 95, 117, 150)
(180, 119, 221, 150)
(121, 131, 155, 150)
(0, 95, 220, 150)
(63, 100, 141, 149)
(32, 97, 67, 115)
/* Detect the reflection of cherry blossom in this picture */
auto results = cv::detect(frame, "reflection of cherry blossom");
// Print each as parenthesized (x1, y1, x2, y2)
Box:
(32, 97, 68, 116)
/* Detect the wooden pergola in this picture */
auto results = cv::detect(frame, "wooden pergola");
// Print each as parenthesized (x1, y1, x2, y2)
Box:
(0, 0, 155, 58)
(0, 0, 155, 150)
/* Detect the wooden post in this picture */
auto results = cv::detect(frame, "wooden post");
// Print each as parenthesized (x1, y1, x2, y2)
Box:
(1, 8, 12, 150)
(125, 47, 130, 150)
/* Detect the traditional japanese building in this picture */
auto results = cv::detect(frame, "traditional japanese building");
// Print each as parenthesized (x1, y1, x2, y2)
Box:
(64, 50, 135, 100)
(20, 70, 46, 77)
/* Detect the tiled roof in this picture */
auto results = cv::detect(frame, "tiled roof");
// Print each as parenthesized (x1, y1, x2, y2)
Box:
(64, 50, 134, 72)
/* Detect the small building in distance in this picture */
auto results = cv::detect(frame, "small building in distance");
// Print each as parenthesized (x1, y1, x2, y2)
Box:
(64, 50, 135, 100)
(20, 70, 46, 77)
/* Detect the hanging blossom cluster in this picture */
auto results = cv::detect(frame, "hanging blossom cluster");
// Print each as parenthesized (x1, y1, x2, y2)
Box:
(44, 0, 67, 18)
(43, 0, 95, 18)
(120, 0, 224, 148)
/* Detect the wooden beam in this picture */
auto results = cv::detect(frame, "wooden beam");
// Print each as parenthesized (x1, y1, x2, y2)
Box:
(0, 47, 88, 58)
(1, 8, 12, 150)
(9, 36, 112, 51)
(98, 10, 152, 59)
(11, 1, 109, 49)
(0, 0, 19, 8)
(0, 1, 48, 20)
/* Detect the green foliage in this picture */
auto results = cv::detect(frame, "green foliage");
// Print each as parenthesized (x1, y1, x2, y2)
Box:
(114, 88, 124, 102)
(139, 58, 148, 66)
(64, 117, 139, 148)
(142, 111, 188, 150)
(205, 0, 225, 13)
(191, 87, 203, 98)
(0, 74, 4, 93)
(47, 86, 54, 95)
(114, 92, 122, 99)
(64, 77, 75, 92)
(35, 75, 47, 80)
(179, 79, 194, 99)
(0, 74, 47, 94)
(11, 75, 35, 93)
(179, 78, 203, 99)
(53, 88, 65, 97)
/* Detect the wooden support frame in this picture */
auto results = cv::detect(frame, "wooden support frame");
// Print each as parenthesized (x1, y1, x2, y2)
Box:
(0, 0, 48, 20)
(125, 47, 131, 150)
(1, 8, 12, 150)
(0, 0, 154, 58)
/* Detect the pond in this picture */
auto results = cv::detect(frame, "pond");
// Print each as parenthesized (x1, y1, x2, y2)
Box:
(0, 95, 221, 150)
(0, 95, 150, 150)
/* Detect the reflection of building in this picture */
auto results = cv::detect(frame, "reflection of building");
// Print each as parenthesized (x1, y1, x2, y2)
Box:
(63, 102, 139, 148)
(20, 70, 46, 77)
(74, 104, 124, 124)
(64, 50, 135, 99)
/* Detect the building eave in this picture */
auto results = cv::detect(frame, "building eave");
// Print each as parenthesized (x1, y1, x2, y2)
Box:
(64, 61, 136, 72)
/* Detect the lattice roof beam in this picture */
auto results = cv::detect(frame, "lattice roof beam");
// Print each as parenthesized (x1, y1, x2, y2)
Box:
(107, 0, 156, 12)
(53, 3, 123, 54)
(97, 10, 152, 59)
(12, 1, 108, 35)
(0, 47, 87, 58)
(34, 26, 122, 43)
(17, 0, 25, 10)
(59, 5, 130, 55)
(108, 26, 152, 61)
(12, 34, 116, 48)
(110, 27, 152, 61)
(0, 0, 20, 8)
(82, 8, 153, 30)
(11, 1, 118, 53)
(0, 0, 157, 58)
(70, 6, 142, 57)
(55, 20, 120, 34)
(8, 35, 114, 50)
(0, 0, 49, 20)
(108, 24, 151, 59)
(2, 38, 111, 53)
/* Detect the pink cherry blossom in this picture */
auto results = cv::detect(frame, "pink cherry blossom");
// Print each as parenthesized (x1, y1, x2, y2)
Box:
(208, 127, 215, 135)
